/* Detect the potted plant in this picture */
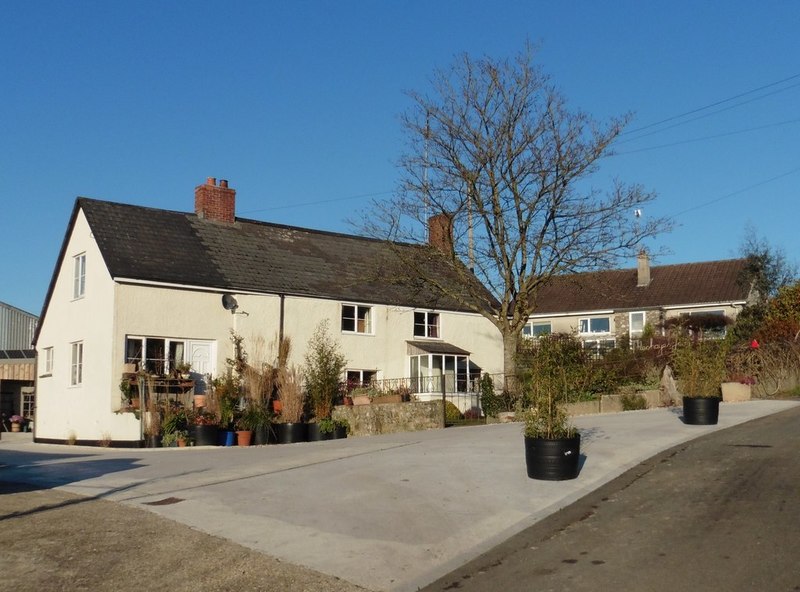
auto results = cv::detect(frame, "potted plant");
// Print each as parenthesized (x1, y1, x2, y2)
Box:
(332, 417, 350, 439)
(119, 377, 139, 409)
(235, 404, 265, 447)
(9, 414, 25, 433)
(142, 409, 162, 448)
(519, 335, 582, 480)
(189, 410, 219, 446)
(304, 321, 348, 441)
(671, 335, 727, 425)
(175, 362, 192, 380)
(350, 385, 377, 406)
(175, 429, 191, 447)
(274, 366, 307, 444)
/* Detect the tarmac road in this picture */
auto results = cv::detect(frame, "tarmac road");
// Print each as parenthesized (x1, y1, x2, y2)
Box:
(1, 400, 798, 592)
(421, 404, 800, 592)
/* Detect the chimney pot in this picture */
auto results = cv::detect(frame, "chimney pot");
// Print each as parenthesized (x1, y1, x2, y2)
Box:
(219, 179, 228, 188)
(206, 177, 216, 186)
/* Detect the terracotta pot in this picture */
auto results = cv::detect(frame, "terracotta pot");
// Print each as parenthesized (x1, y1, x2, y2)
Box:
(272, 400, 283, 414)
(236, 430, 253, 447)
(193, 394, 207, 409)
(177, 438, 187, 447)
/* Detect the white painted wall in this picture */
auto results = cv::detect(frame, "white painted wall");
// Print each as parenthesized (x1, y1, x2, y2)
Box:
(35, 210, 139, 442)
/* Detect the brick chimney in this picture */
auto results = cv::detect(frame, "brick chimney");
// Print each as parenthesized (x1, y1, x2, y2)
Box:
(195, 177, 236, 223)
(637, 250, 651, 287)
(428, 213, 454, 254)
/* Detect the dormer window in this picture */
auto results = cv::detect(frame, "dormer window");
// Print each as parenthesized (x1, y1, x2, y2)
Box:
(414, 311, 440, 338)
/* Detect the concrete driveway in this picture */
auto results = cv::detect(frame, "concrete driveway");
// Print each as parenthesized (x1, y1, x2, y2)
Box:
(1, 399, 796, 592)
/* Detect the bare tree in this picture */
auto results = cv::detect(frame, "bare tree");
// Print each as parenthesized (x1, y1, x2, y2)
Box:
(738, 223, 797, 300)
(365, 47, 671, 380)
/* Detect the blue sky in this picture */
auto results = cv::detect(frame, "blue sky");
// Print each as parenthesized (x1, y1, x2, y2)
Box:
(3, 1, 799, 316)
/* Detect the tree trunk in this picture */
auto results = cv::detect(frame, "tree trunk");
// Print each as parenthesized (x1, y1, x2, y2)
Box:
(502, 330, 520, 395)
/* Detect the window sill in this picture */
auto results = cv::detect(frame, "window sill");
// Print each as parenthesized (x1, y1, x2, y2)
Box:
(39, 373, 52, 378)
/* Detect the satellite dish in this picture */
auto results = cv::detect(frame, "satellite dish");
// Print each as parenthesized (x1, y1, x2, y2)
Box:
(221, 293, 238, 311)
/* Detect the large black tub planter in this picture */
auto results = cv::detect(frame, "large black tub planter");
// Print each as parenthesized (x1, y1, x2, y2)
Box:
(307, 423, 333, 442)
(274, 422, 308, 444)
(682, 396, 721, 425)
(190, 424, 219, 446)
(524, 433, 581, 481)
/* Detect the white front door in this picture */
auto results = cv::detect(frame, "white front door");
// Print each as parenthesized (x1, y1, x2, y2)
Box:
(188, 341, 215, 394)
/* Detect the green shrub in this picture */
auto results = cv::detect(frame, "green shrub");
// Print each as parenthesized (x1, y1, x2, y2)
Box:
(620, 393, 648, 411)
(445, 401, 463, 423)
(479, 374, 501, 418)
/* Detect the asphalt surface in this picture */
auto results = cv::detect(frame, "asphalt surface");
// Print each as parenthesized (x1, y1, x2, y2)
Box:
(1, 399, 798, 592)
(422, 403, 800, 592)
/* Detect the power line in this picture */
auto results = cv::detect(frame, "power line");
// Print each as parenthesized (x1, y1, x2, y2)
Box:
(622, 72, 800, 137)
(614, 117, 800, 155)
(670, 165, 800, 218)
(617, 81, 800, 145)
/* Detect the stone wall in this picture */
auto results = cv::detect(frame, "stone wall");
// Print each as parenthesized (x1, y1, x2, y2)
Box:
(333, 401, 444, 437)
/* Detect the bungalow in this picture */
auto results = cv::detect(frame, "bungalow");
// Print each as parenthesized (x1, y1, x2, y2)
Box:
(524, 253, 754, 352)
(32, 178, 503, 445)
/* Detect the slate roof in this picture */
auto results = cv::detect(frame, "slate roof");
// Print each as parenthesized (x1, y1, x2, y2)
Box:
(76, 198, 489, 313)
(529, 258, 752, 315)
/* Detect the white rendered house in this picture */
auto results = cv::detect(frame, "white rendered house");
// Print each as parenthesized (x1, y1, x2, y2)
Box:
(33, 178, 503, 445)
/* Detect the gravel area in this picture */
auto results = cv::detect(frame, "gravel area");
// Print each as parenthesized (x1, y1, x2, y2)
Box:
(0, 481, 372, 592)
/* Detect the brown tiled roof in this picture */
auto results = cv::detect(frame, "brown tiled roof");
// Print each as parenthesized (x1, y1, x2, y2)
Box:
(76, 198, 491, 313)
(529, 259, 752, 315)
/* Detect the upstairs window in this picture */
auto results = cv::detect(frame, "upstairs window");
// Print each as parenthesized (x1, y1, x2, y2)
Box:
(522, 321, 551, 338)
(43, 347, 53, 375)
(579, 317, 611, 334)
(73, 253, 86, 299)
(341, 304, 373, 334)
(413, 311, 440, 338)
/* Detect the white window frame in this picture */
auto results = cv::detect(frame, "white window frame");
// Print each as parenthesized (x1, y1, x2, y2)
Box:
(42, 347, 53, 376)
(346, 369, 378, 389)
(579, 317, 612, 335)
(125, 335, 204, 376)
(73, 253, 86, 299)
(413, 311, 441, 339)
(70, 341, 83, 386)
(629, 312, 645, 338)
(522, 321, 552, 338)
(341, 304, 373, 335)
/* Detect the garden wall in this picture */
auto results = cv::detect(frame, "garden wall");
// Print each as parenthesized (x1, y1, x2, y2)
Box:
(333, 401, 444, 437)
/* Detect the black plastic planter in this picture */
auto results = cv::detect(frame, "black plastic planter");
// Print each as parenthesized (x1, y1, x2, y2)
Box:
(190, 424, 219, 446)
(307, 424, 333, 442)
(253, 425, 270, 446)
(524, 433, 581, 481)
(683, 396, 720, 425)
(144, 434, 162, 448)
(274, 422, 308, 444)
(333, 425, 347, 440)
